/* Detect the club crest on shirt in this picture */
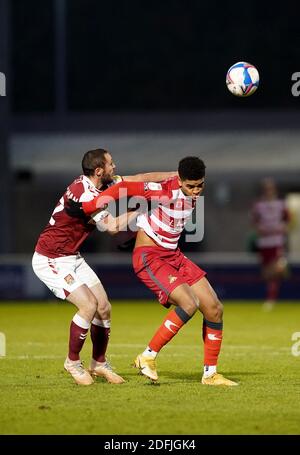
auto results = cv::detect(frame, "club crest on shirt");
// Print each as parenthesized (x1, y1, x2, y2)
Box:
(158, 291, 164, 303)
(64, 274, 75, 285)
(168, 274, 177, 284)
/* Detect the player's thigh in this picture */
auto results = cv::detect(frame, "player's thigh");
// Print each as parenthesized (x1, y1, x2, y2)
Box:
(135, 256, 186, 308)
(32, 252, 98, 315)
(259, 247, 282, 277)
(262, 263, 276, 279)
(75, 256, 101, 289)
(67, 284, 98, 314)
(75, 258, 110, 316)
(63, 257, 99, 313)
(264, 256, 288, 279)
(191, 276, 223, 319)
(32, 252, 87, 300)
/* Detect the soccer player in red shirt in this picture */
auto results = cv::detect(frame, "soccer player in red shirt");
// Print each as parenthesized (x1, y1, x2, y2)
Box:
(32, 148, 176, 385)
(252, 178, 290, 310)
(82, 156, 238, 386)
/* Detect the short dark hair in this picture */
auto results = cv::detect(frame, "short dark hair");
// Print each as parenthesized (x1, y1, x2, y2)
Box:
(178, 156, 206, 181)
(82, 148, 108, 176)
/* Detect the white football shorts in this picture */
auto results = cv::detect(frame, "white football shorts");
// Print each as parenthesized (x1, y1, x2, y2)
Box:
(32, 252, 100, 300)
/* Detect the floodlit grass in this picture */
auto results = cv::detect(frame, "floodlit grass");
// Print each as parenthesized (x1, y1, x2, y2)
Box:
(0, 301, 300, 435)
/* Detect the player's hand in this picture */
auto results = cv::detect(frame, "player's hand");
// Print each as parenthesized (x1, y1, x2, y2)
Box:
(65, 199, 87, 219)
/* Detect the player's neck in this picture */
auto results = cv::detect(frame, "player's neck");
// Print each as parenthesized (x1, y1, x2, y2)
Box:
(87, 175, 103, 190)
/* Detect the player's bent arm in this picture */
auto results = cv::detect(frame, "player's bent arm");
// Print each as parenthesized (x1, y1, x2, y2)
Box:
(123, 171, 177, 183)
(96, 211, 139, 235)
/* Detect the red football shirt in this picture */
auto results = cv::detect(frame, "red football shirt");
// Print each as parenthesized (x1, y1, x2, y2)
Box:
(35, 175, 114, 258)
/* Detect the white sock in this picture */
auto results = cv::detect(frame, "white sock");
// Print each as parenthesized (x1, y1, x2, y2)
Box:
(142, 347, 157, 359)
(92, 317, 111, 328)
(203, 365, 217, 378)
(73, 313, 90, 329)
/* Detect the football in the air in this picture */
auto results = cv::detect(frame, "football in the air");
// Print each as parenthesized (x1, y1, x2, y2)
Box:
(226, 61, 259, 97)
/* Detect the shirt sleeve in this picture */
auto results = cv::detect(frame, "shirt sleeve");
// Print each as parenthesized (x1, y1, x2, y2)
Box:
(143, 181, 168, 199)
(82, 181, 169, 215)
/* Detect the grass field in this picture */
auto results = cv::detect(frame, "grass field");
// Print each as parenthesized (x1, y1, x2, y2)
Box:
(0, 300, 300, 435)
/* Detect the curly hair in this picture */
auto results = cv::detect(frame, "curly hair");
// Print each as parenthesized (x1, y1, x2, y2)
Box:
(178, 156, 206, 180)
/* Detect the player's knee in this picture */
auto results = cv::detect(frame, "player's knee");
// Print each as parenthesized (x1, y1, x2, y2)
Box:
(216, 300, 224, 319)
(97, 300, 111, 319)
(180, 295, 198, 317)
(206, 299, 223, 322)
(84, 296, 98, 320)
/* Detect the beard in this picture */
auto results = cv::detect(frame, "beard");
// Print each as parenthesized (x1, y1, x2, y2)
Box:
(101, 173, 114, 188)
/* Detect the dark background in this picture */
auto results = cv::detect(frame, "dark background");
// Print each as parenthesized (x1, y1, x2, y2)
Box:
(11, 0, 300, 112)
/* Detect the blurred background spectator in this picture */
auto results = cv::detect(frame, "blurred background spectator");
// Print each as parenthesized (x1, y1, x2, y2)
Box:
(251, 178, 291, 310)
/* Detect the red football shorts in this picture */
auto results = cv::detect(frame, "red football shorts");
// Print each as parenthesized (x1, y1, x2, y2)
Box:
(132, 245, 206, 307)
(258, 246, 284, 266)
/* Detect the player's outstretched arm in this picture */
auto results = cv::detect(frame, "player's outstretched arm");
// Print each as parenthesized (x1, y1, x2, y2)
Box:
(82, 180, 168, 216)
(82, 181, 145, 215)
(123, 171, 177, 183)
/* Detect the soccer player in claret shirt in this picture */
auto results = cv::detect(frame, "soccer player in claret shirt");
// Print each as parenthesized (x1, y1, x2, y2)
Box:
(252, 178, 290, 311)
(82, 156, 238, 386)
(32, 148, 176, 386)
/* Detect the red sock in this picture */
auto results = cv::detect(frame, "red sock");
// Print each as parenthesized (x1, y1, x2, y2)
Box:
(202, 319, 223, 366)
(68, 314, 90, 361)
(91, 319, 111, 362)
(267, 279, 280, 301)
(149, 307, 191, 353)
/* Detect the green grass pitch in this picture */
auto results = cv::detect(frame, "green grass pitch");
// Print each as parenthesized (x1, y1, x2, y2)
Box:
(0, 300, 300, 435)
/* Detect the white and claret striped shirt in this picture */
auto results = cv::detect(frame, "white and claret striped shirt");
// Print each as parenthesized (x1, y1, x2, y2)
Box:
(252, 198, 290, 248)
